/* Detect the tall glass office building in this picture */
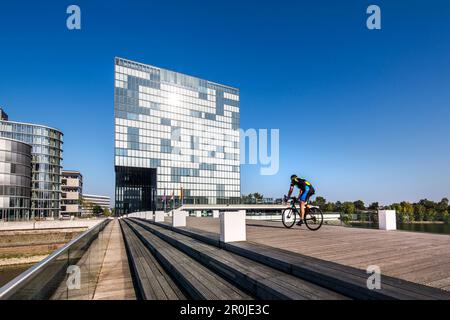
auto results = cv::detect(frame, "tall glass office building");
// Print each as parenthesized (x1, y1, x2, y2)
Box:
(114, 57, 240, 214)
(0, 119, 63, 219)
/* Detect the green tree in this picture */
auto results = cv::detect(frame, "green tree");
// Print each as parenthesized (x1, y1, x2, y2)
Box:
(400, 201, 414, 222)
(103, 208, 112, 217)
(390, 203, 405, 222)
(353, 200, 365, 211)
(419, 199, 437, 210)
(437, 198, 449, 213)
(414, 204, 426, 221)
(253, 193, 264, 201)
(313, 196, 327, 209)
(424, 208, 436, 221)
(323, 202, 336, 212)
(442, 211, 450, 223)
(436, 210, 448, 222)
(368, 202, 379, 211)
(342, 202, 356, 215)
(93, 205, 103, 216)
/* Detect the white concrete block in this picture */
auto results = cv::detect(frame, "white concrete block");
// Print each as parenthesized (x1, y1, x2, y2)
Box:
(378, 210, 397, 230)
(195, 210, 202, 218)
(220, 210, 246, 243)
(212, 210, 219, 218)
(173, 211, 187, 227)
(154, 211, 165, 222)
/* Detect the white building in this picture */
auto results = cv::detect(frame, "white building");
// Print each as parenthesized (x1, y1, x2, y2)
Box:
(61, 170, 83, 217)
(82, 194, 111, 216)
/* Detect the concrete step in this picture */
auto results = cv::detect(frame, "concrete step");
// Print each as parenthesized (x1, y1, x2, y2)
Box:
(128, 218, 347, 300)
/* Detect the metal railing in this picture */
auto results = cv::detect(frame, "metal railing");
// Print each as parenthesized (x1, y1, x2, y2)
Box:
(0, 218, 111, 300)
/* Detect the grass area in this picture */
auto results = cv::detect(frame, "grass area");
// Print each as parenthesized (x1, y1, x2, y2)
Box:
(0, 251, 53, 260)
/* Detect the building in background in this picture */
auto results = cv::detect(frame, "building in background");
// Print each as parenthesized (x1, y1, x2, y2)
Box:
(0, 137, 32, 221)
(114, 57, 241, 215)
(61, 170, 83, 217)
(262, 198, 274, 204)
(0, 110, 63, 220)
(82, 194, 110, 216)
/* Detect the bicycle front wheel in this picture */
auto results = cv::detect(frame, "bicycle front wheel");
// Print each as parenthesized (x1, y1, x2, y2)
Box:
(282, 207, 297, 228)
(304, 207, 324, 231)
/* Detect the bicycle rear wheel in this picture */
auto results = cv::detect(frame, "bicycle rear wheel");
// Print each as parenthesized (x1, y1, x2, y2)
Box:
(282, 207, 297, 228)
(304, 207, 323, 231)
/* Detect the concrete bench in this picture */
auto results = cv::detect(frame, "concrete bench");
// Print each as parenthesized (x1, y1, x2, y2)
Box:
(378, 210, 396, 230)
(220, 210, 246, 243)
(154, 211, 165, 223)
(172, 210, 188, 227)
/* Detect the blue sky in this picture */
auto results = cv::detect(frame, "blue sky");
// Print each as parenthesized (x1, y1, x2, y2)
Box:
(0, 0, 449, 205)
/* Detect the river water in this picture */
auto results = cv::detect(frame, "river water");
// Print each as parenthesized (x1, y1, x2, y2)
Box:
(0, 264, 34, 288)
(349, 222, 450, 235)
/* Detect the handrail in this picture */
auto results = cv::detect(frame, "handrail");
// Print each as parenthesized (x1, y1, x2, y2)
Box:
(0, 218, 111, 300)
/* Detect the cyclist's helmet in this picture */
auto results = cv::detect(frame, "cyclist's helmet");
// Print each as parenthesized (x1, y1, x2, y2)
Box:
(290, 174, 298, 181)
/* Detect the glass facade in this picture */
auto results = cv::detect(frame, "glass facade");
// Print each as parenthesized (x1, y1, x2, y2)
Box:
(0, 120, 63, 219)
(114, 57, 240, 213)
(0, 138, 32, 221)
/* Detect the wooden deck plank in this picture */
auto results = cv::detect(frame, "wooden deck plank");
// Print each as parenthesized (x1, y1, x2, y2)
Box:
(120, 220, 186, 300)
(92, 219, 136, 300)
(132, 219, 347, 300)
(126, 220, 252, 300)
(172, 217, 450, 293)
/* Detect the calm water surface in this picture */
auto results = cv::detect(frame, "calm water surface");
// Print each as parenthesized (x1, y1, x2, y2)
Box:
(349, 222, 450, 235)
(0, 264, 33, 288)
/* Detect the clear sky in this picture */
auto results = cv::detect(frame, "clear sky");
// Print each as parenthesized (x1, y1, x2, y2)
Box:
(1, 0, 449, 205)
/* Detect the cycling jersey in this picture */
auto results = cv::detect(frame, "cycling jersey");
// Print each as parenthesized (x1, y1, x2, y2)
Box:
(290, 177, 314, 192)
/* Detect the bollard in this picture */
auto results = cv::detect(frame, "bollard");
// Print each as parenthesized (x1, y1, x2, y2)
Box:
(378, 210, 397, 230)
(220, 210, 246, 243)
(154, 211, 165, 222)
(173, 210, 187, 227)
(212, 210, 219, 218)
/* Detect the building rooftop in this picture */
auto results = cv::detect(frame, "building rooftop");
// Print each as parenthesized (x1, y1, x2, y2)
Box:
(83, 194, 111, 199)
(62, 170, 82, 175)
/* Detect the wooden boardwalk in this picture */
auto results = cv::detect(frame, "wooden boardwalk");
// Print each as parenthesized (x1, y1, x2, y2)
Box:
(92, 219, 136, 300)
(176, 217, 450, 292)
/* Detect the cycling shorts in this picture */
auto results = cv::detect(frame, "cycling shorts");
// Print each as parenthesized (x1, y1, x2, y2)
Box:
(300, 186, 315, 202)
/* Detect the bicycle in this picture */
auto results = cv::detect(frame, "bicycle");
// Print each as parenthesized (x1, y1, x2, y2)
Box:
(282, 197, 324, 231)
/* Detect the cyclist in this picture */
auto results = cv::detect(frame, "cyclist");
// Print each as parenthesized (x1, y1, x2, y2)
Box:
(285, 174, 315, 226)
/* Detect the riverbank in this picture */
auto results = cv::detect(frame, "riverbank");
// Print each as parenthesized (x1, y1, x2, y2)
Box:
(0, 227, 87, 288)
(0, 254, 49, 267)
(0, 263, 36, 287)
(0, 227, 85, 268)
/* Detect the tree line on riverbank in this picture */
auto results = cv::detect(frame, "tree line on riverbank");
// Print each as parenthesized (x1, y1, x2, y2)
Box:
(240, 193, 450, 223)
(310, 197, 450, 223)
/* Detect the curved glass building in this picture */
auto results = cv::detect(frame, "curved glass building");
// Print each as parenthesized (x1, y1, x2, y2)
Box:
(0, 137, 32, 221)
(0, 119, 63, 219)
